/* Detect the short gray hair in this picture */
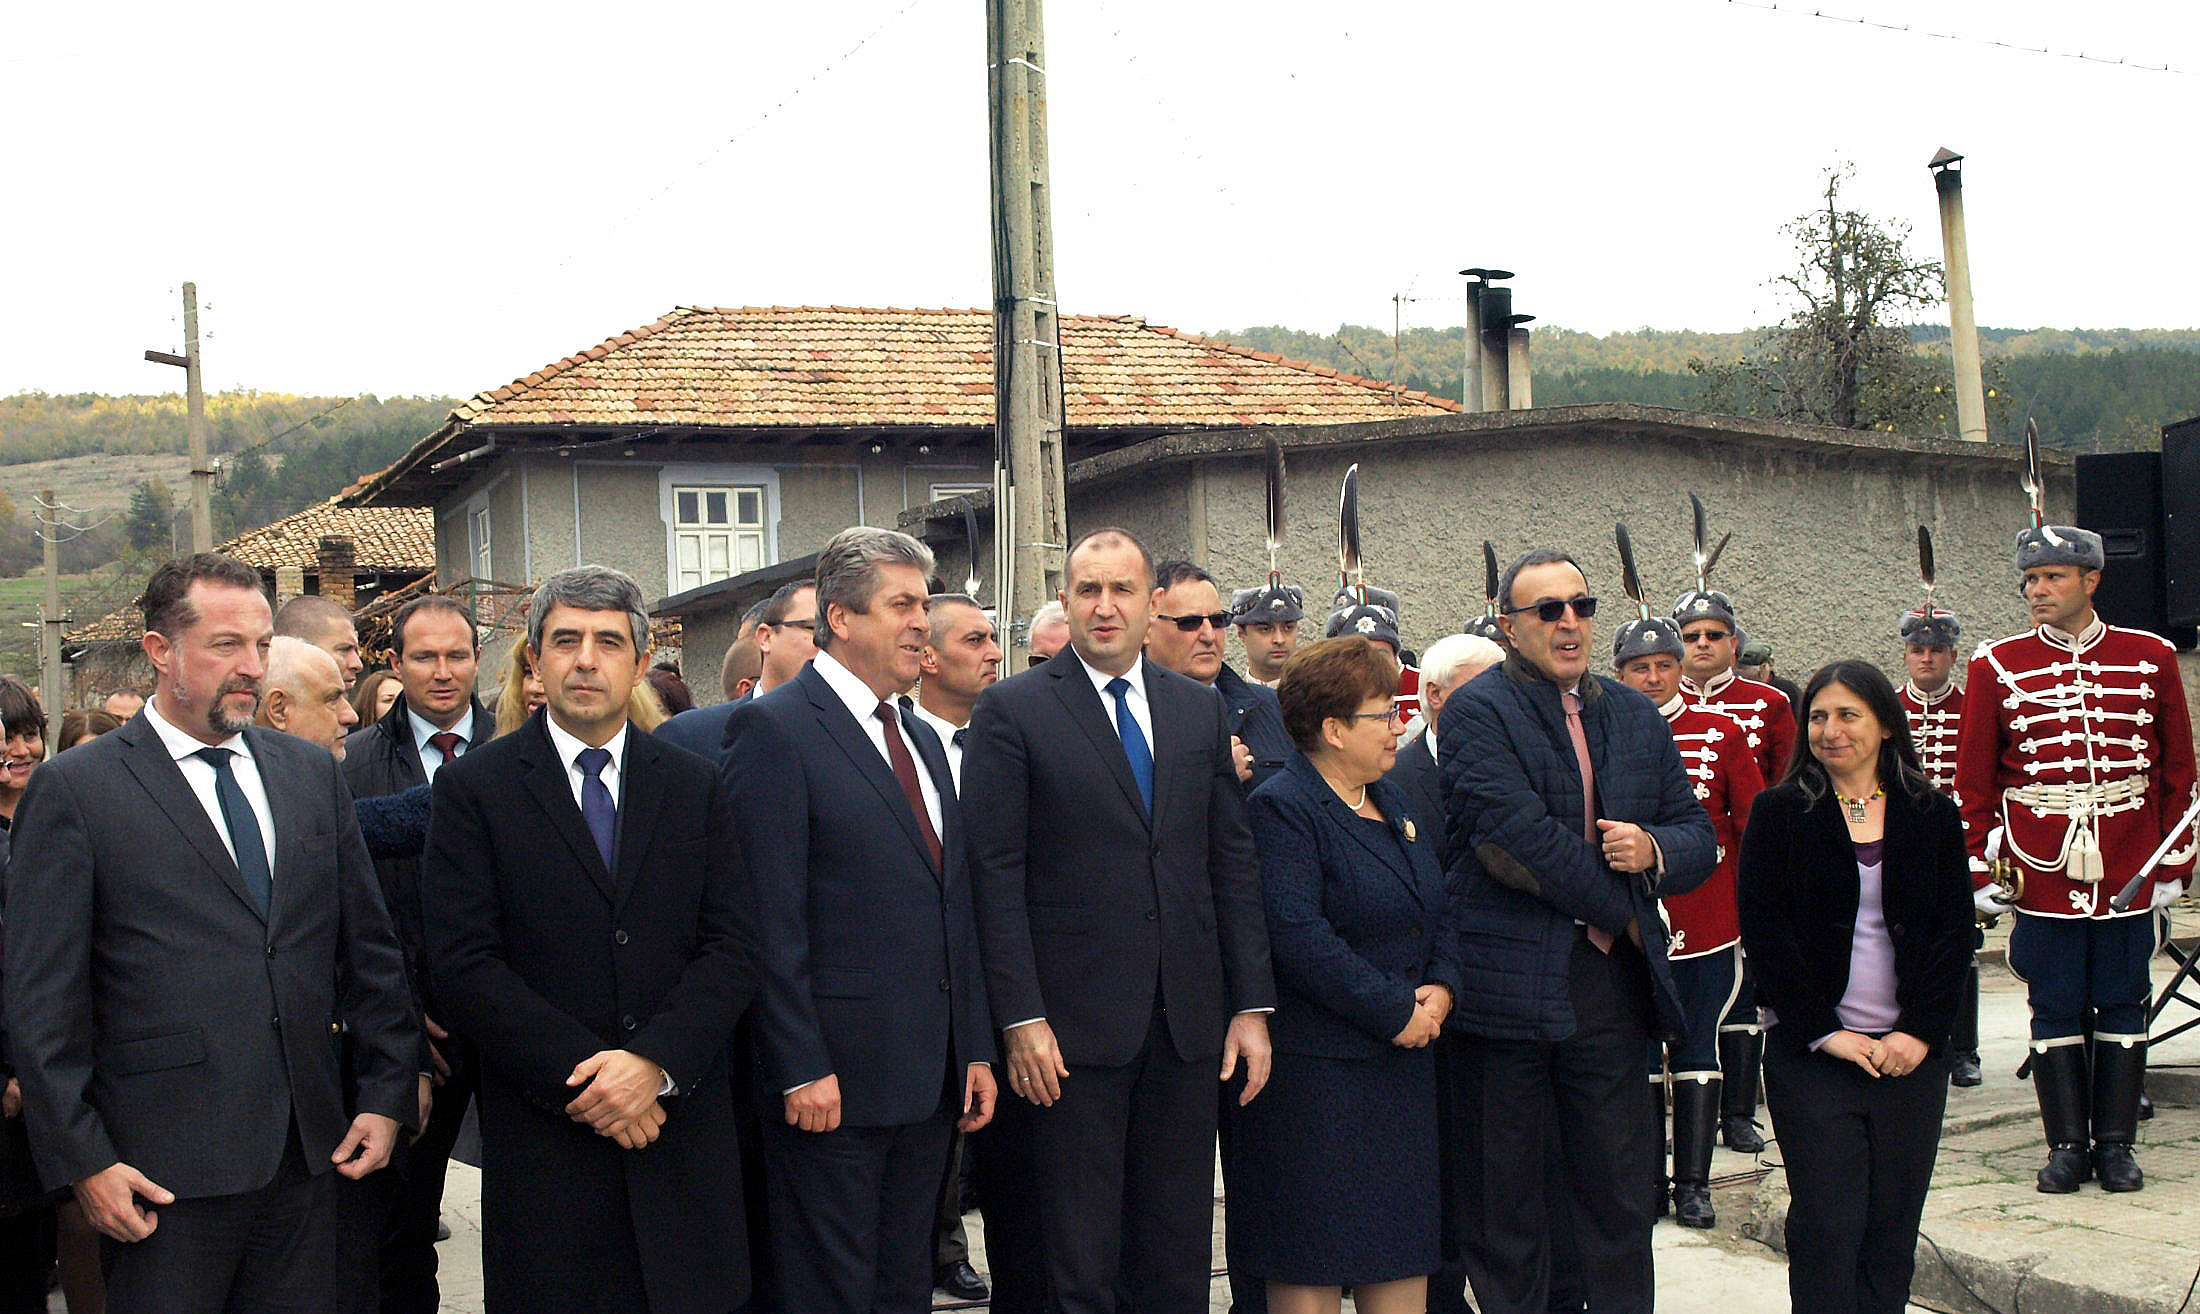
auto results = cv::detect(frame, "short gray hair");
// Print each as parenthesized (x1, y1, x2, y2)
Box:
(264, 635, 335, 699)
(1420, 633, 1505, 694)
(1029, 599, 1067, 633)
(528, 564, 650, 654)
(926, 592, 986, 647)
(814, 528, 936, 652)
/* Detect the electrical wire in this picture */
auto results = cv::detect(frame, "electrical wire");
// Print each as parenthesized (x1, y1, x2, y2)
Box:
(1725, 0, 2194, 77)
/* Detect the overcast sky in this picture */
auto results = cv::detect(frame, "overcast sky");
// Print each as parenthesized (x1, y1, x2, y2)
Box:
(4, 0, 2194, 400)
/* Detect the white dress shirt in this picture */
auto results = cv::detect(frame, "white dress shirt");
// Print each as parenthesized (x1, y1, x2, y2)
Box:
(1074, 651, 1154, 752)
(144, 699, 278, 875)
(541, 714, 629, 812)
(811, 650, 944, 839)
(408, 704, 477, 783)
(905, 698, 967, 796)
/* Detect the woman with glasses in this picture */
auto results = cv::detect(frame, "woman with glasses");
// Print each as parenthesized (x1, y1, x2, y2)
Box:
(1229, 636, 1460, 1314)
(1738, 660, 1972, 1314)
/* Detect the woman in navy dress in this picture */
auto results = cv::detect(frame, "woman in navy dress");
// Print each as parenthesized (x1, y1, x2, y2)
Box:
(1234, 636, 1461, 1314)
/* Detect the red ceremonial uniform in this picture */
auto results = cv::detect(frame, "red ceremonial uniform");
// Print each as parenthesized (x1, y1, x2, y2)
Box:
(1395, 663, 1422, 724)
(1657, 702, 1766, 960)
(1898, 681, 1965, 798)
(1684, 670, 1795, 785)
(1954, 620, 2199, 919)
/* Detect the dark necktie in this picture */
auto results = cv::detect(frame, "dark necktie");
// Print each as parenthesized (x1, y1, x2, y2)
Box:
(428, 731, 463, 765)
(875, 701, 943, 869)
(952, 727, 966, 749)
(575, 746, 617, 873)
(1562, 691, 1614, 954)
(196, 747, 272, 918)
(1106, 677, 1155, 816)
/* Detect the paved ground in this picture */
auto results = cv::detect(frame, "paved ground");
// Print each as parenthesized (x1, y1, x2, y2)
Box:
(412, 916, 2200, 1313)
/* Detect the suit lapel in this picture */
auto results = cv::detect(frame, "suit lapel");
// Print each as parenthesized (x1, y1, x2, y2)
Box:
(800, 667, 938, 872)
(1045, 656, 1151, 828)
(116, 719, 264, 921)
(247, 729, 310, 927)
(1146, 668, 1183, 830)
(519, 719, 620, 907)
(613, 727, 667, 906)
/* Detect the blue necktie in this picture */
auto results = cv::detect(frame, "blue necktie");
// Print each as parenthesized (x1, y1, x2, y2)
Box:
(576, 746, 617, 873)
(1106, 677, 1155, 815)
(196, 747, 272, 919)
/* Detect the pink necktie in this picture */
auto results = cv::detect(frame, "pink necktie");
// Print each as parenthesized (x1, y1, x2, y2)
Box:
(1564, 691, 1615, 954)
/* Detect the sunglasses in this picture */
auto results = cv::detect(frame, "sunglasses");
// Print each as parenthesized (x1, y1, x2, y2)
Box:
(1154, 611, 1233, 633)
(1679, 628, 1731, 644)
(1503, 596, 1597, 623)
(771, 618, 820, 635)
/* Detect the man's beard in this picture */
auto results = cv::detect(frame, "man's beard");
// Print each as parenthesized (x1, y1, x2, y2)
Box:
(174, 676, 259, 736)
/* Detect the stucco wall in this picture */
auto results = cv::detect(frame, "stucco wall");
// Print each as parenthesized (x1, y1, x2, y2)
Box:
(524, 455, 578, 578)
(569, 463, 666, 591)
(777, 464, 863, 561)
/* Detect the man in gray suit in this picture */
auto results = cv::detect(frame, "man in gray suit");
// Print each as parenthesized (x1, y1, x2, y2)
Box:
(4, 552, 419, 1313)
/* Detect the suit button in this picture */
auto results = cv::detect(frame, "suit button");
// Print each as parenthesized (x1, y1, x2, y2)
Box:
(614, 929, 630, 945)
(938, 978, 951, 992)
(621, 1015, 637, 1031)
(271, 1016, 280, 1028)
(265, 945, 276, 958)
(1151, 845, 1162, 859)
(1145, 909, 1158, 921)
(329, 1021, 342, 1036)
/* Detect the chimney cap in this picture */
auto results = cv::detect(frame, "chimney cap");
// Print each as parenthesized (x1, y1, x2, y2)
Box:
(1459, 267, 1515, 282)
(1929, 147, 1964, 171)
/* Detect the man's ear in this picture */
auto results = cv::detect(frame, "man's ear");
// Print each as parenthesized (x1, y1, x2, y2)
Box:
(260, 687, 289, 731)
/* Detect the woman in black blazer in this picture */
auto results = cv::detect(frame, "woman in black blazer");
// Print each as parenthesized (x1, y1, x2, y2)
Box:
(1738, 660, 1973, 1314)
(1233, 637, 1460, 1314)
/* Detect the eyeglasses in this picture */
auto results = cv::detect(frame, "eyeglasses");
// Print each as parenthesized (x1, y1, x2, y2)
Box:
(1154, 611, 1233, 633)
(1341, 706, 1404, 725)
(1503, 596, 1597, 623)
(1679, 628, 1730, 644)
(772, 618, 820, 635)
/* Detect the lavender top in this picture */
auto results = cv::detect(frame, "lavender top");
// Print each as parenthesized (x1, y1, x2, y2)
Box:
(1832, 838, 1902, 1035)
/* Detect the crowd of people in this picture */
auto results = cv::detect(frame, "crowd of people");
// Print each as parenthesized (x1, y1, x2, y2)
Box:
(0, 498, 2185, 1314)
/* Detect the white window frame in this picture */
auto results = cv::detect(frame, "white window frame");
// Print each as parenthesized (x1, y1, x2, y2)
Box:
(657, 463, 781, 596)
(468, 499, 492, 581)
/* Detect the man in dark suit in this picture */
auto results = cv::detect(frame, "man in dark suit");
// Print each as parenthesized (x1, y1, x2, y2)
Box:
(964, 526, 1275, 1314)
(5, 552, 419, 1312)
(655, 593, 780, 763)
(726, 529, 995, 1314)
(341, 593, 492, 1313)
(1144, 560, 1292, 795)
(421, 564, 754, 1314)
(1383, 632, 1505, 829)
(1441, 549, 1716, 1314)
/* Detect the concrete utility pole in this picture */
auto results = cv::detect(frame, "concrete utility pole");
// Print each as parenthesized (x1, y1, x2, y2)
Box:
(988, 0, 1068, 656)
(144, 281, 213, 550)
(1929, 149, 1989, 443)
(40, 491, 64, 721)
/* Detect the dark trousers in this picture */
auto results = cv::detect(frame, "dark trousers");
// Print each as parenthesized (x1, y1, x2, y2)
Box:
(373, 1033, 477, 1314)
(1457, 935, 1656, 1314)
(932, 1131, 970, 1270)
(2007, 911, 2155, 1037)
(102, 1135, 344, 1314)
(1763, 1042, 1948, 1314)
(996, 1008, 1217, 1314)
(969, 1118, 1044, 1314)
(1432, 1028, 1585, 1314)
(763, 1107, 957, 1314)
(1651, 947, 1743, 1074)
(0, 1204, 54, 1314)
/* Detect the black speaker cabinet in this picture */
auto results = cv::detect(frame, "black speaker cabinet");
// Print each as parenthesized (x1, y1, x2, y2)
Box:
(2164, 417, 2200, 629)
(2076, 449, 2197, 648)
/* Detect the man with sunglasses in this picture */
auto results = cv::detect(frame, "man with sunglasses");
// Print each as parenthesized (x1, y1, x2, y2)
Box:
(1147, 562, 1291, 794)
(1439, 550, 1714, 1314)
(754, 581, 821, 695)
(1671, 588, 1792, 1156)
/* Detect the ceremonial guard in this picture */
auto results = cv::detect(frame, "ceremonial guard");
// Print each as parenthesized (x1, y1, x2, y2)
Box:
(1462, 541, 1508, 648)
(1324, 465, 1421, 720)
(1232, 440, 1308, 692)
(1610, 528, 1765, 1230)
(1672, 497, 1789, 1154)
(1955, 433, 2197, 1193)
(1896, 527, 1982, 1086)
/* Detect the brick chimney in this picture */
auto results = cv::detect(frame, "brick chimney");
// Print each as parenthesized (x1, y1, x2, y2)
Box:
(316, 536, 358, 610)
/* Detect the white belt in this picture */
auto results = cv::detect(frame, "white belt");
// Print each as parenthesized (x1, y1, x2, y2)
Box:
(2006, 777, 2150, 815)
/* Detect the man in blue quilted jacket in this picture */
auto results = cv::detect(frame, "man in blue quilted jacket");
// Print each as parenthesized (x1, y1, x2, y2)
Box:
(1438, 549, 1716, 1314)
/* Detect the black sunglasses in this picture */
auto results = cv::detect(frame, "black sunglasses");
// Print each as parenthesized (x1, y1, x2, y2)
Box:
(1154, 611, 1233, 633)
(1503, 596, 1597, 623)
(771, 618, 820, 634)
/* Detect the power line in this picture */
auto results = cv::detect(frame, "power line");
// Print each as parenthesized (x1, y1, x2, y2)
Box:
(1726, 0, 2195, 77)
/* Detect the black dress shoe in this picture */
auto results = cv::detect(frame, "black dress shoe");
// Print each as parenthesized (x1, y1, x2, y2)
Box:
(2093, 1142, 2144, 1193)
(1949, 1051, 1982, 1087)
(937, 1260, 989, 1300)
(1719, 1115, 1765, 1155)
(435, 1216, 452, 1242)
(2036, 1142, 2091, 1193)
(1672, 1182, 1715, 1229)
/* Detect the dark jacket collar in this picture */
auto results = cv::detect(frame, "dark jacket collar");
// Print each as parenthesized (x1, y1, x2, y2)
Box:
(1501, 649, 1603, 702)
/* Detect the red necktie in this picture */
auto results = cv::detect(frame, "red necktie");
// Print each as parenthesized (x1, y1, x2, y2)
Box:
(1563, 691, 1614, 955)
(875, 701, 943, 869)
(428, 731, 463, 764)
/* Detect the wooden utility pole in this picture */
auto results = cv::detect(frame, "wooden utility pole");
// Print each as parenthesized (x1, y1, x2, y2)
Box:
(1930, 149, 1989, 443)
(40, 491, 64, 720)
(988, 0, 1067, 655)
(144, 281, 212, 551)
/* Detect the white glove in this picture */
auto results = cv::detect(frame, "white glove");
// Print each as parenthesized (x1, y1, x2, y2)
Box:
(1973, 884, 2007, 915)
(2151, 880, 2187, 911)
(1984, 826, 2005, 862)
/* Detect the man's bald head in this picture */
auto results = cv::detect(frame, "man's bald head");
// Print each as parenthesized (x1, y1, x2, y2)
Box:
(273, 594, 363, 690)
(259, 635, 358, 758)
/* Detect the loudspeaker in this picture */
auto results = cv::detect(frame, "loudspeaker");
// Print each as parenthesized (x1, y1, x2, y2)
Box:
(2076, 450, 2196, 648)
(2163, 417, 2200, 629)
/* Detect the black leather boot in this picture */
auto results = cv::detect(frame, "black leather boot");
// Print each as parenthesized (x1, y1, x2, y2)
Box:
(2031, 1040, 2091, 1193)
(1651, 1078, 1670, 1218)
(1717, 1030, 1766, 1154)
(2091, 1036, 2146, 1193)
(1948, 963, 1982, 1087)
(1671, 1075, 1720, 1229)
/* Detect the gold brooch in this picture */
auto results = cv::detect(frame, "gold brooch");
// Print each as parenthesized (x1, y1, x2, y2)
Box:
(1404, 819, 1418, 842)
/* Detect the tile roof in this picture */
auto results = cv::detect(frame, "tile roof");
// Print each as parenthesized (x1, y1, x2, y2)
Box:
(441, 306, 1458, 431)
(64, 500, 434, 645)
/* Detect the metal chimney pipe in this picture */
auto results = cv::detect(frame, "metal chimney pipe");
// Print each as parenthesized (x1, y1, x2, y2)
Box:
(1508, 327, 1533, 409)
(1930, 149, 1988, 443)
(1479, 286, 1512, 412)
(1462, 279, 1487, 411)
